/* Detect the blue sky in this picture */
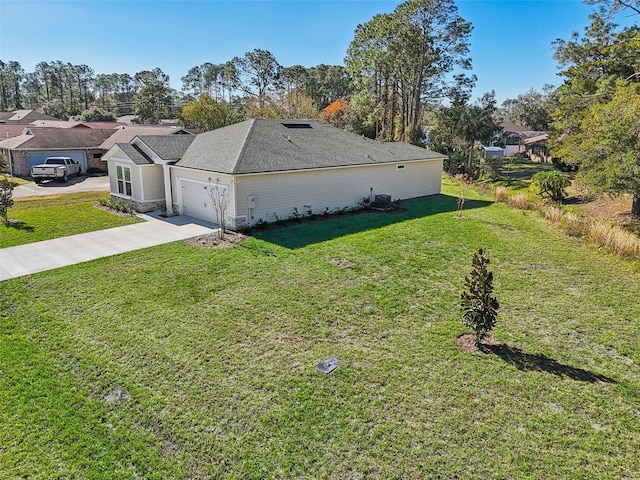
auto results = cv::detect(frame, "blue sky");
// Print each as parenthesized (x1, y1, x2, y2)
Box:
(0, 0, 632, 104)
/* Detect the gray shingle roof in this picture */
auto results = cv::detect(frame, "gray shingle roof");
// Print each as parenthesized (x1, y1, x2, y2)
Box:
(176, 119, 445, 174)
(135, 135, 195, 162)
(0, 110, 59, 124)
(0, 127, 115, 149)
(99, 125, 192, 150)
(117, 143, 153, 165)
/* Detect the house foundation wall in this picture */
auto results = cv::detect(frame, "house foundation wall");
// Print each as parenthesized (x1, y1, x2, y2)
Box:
(111, 194, 166, 213)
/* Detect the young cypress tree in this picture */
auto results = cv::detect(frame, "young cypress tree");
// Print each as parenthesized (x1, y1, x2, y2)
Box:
(461, 248, 500, 347)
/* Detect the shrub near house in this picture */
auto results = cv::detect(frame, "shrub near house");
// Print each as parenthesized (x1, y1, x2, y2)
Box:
(530, 170, 570, 202)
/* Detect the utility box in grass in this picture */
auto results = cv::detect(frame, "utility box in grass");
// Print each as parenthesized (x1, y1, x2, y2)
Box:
(373, 194, 391, 209)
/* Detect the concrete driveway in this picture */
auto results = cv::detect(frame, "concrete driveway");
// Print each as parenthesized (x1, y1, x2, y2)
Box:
(0, 212, 218, 281)
(13, 175, 110, 198)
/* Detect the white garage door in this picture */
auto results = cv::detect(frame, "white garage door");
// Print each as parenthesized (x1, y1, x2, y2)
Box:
(180, 179, 211, 222)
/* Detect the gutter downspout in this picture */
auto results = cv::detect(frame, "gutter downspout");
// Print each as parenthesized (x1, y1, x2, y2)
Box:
(162, 163, 173, 215)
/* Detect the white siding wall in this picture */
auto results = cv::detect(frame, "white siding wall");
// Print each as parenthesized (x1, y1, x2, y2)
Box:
(235, 159, 443, 224)
(140, 164, 165, 202)
(170, 160, 442, 227)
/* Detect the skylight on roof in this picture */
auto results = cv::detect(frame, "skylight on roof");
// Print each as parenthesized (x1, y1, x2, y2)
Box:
(282, 123, 312, 129)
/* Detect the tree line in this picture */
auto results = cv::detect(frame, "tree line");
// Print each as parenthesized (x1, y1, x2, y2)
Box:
(443, 0, 640, 217)
(0, 58, 352, 125)
(4, 0, 636, 215)
(1, 0, 480, 139)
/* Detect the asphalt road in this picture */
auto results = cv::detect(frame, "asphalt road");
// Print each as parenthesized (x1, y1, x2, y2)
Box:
(12, 175, 110, 198)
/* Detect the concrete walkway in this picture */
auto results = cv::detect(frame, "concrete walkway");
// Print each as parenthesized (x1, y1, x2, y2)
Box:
(0, 213, 217, 281)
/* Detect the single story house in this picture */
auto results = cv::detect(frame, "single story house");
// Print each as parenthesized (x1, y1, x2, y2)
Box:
(0, 109, 59, 125)
(496, 121, 546, 156)
(28, 120, 126, 129)
(104, 119, 446, 229)
(0, 127, 116, 176)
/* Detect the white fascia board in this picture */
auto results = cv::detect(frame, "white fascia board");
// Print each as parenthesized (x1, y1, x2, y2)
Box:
(169, 156, 444, 179)
(102, 144, 127, 163)
(234, 156, 446, 178)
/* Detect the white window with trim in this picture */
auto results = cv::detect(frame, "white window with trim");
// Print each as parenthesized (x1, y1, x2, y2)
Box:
(116, 165, 132, 197)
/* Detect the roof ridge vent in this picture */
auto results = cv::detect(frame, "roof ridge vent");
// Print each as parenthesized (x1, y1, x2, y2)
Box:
(282, 122, 311, 129)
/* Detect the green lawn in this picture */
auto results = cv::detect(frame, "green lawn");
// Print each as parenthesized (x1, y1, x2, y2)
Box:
(1, 181, 639, 478)
(7, 176, 31, 187)
(1, 192, 142, 248)
(489, 161, 555, 192)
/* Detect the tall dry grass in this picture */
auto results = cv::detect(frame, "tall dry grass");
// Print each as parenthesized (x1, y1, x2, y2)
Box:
(495, 186, 640, 259)
(588, 222, 640, 258)
(542, 205, 564, 223)
(541, 205, 640, 258)
(506, 193, 535, 210)
(495, 186, 508, 203)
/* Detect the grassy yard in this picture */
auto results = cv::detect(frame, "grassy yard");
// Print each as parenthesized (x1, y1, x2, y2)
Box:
(1, 181, 639, 478)
(7, 176, 32, 187)
(1, 192, 141, 248)
(481, 161, 555, 194)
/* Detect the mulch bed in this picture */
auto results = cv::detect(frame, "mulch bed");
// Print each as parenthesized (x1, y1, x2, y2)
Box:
(456, 333, 501, 353)
(94, 204, 137, 218)
(245, 206, 407, 232)
(185, 231, 247, 249)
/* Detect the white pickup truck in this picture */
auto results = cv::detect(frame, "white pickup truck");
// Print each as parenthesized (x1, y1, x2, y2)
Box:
(30, 157, 82, 184)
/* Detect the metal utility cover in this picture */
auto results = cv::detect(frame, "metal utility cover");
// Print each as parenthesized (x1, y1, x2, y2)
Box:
(315, 357, 341, 374)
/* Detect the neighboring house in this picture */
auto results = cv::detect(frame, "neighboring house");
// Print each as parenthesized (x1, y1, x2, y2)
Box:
(524, 134, 551, 163)
(498, 121, 546, 156)
(0, 127, 116, 176)
(0, 110, 59, 125)
(0, 123, 193, 177)
(104, 119, 446, 229)
(0, 124, 28, 141)
(28, 120, 126, 129)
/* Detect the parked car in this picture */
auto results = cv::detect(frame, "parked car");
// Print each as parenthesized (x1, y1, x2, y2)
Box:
(30, 157, 82, 184)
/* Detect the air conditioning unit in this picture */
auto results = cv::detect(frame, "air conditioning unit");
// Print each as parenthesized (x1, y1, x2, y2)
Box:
(373, 194, 391, 209)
